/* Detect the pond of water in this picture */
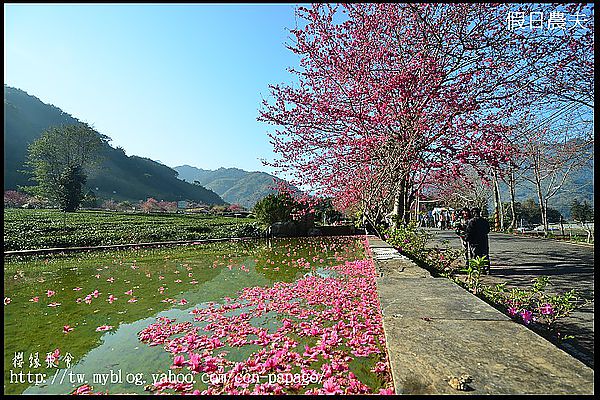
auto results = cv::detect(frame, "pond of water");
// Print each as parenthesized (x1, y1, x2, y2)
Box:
(4, 236, 393, 394)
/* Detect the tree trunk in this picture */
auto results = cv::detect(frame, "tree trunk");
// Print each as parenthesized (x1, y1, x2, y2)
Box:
(587, 230, 591, 244)
(496, 175, 504, 231)
(508, 171, 517, 230)
(414, 188, 420, 225)
(581, 222, 592, 243)
(405, 186, 415, 225)
(543, 199, 550, 235)
(392, 190, 402, 229)
(392, 176, 412, 228)
(559, 215, 564, 237)
(534, 177, 548, 236)
(538, 197, 547, 236)
(491, 169, 502, 231)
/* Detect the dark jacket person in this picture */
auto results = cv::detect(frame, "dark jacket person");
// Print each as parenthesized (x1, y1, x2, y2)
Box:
(465, 207, 490, 272)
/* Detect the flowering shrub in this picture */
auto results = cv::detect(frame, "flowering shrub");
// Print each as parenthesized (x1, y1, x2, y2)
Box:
(481, 277, 579, 330)
(461, 256, 488, 293)
(382, 223, 431, 256)
(4, 190, 31, 208)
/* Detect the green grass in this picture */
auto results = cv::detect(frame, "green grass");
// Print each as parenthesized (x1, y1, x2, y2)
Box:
(3, 208, 262, 251)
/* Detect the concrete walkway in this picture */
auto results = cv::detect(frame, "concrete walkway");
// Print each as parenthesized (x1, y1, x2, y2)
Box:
(368, 236, 594, 395)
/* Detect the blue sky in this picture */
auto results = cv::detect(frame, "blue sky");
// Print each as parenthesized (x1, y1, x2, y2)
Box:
(4, 3, 301, 173)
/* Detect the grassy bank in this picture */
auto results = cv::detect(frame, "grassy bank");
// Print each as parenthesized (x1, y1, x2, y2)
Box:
(3, 208, 261, 251)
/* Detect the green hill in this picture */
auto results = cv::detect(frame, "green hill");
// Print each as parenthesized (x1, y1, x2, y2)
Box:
(173, 165, 286, 209)
(3, 85, 225, 205)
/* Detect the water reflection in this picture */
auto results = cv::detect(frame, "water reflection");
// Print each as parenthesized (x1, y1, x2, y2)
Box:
(4, 237, 364, 394)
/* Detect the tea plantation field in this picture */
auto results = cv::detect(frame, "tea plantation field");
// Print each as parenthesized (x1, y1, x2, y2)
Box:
(3, 209, 261, 251)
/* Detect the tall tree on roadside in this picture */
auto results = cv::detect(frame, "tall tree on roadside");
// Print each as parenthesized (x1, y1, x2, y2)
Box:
(259, 3, 588, 229)
(24, 123, 108, 212)
(519, 121, 593, 236)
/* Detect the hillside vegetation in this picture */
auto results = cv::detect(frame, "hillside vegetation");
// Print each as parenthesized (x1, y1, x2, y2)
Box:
(4, 85, 224, 205)
(174, 165, 285, 209)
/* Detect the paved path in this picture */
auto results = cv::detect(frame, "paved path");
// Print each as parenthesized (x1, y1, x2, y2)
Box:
(369, 236, 594, 394)
(424, 228, 594, 368)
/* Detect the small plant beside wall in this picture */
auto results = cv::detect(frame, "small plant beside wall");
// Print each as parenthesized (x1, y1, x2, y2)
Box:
(481, 277, 580, 335)
(460, 256, 488, 294)
(382, 223, 431, 256)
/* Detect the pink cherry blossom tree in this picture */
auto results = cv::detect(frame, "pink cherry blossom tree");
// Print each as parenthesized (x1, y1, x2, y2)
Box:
(3, 190, 31, 208)
(259, 3, 593, 229)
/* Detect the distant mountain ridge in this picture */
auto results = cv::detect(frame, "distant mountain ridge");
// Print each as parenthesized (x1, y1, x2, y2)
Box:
(498, 163, 594, 219)
(3, 85, 225, 205)
(174, 165, 285, 209)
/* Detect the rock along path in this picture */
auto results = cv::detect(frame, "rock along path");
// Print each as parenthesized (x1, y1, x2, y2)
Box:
(368, 236, 594, 395)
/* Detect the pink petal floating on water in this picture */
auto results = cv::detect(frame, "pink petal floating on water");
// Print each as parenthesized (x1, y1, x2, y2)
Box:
(125, 289, 133, 296)
(46, 290, 55, 297)
(135, 238, 393, 395)
(73, 287, 82, 291)
(128, 298, 138, 303)
(48, 302, 61, 307)
(4, 297, 11, 305)
(30, 296, 39, 303)
(172, 355, 186, 368)
(63, 325, 74, 334)
(96, 325, 113, 332)
(72, 384, 93, 395)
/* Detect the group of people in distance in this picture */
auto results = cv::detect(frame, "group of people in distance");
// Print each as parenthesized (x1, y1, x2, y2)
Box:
(453, 207, 491, 274)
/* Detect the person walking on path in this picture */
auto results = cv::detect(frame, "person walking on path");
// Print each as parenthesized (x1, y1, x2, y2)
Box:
(465, 207, 491, 274)
(440, 210, 448, 230)
(454, 207, 472, 268)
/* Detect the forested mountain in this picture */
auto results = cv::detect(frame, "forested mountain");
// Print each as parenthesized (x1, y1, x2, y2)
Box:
(174, 165, 285, 209)
(3, 85, 225, 205)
